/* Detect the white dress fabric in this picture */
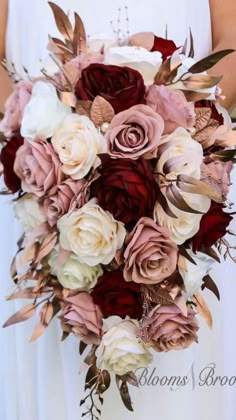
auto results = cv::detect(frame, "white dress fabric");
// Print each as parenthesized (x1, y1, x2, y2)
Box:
(1, 1, 236, 420)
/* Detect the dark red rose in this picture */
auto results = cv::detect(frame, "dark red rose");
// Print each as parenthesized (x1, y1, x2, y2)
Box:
(192, 202, 233, 251)
(91, 271, 143, 319)
(151, 36, 178, 61)
(75, 63, 146, 114)
(195, 100, 224, 126)
(91, 155, 157, 230)
(0, 134, 24, 193)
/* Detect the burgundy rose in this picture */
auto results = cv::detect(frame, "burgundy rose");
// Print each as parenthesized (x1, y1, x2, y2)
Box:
(192, 202, 233, 252)
(91, 156, 157, 229)
(151, 36, 178, 61)
(91, 271, 143, 319)
(75, 63, 146, 114)
(0, 134, 24, 193)
(195, 100, 224, 126)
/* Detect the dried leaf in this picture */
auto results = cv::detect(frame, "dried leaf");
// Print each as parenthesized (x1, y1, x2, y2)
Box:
(178, 246, 197, 265)
(143, 285, 174, 306)
(6, 287, 49, 301)
(194, 118, 219, 149)
(155, 57, 178, 85)
(183, 74, 222, 90)
(188, 49, 235, 74)
(3, 304, 36, 328)
(61, 330, 70, 341)
(90, 96, 115, 126)
(79, 341, 88, 355)
(157, 189, 178, 218)
(192, 292, 213, 329)
(176, 174, 222, 202)
(195, 107, 212, 132)
(119, 381, 133, 412)
(200, 247, 221, 264)
(76, 100, 92, 117)
(16, 243, 38, 269)
(73, 12, 86, 54)
(97, 370, 111, 394)
(202, 274, 220, 300)
(10, 256, 17, 280)
(183, 91, 210, 102)
(178, 254, 188, 272)
(85, 365, 97, 390)
(125, 372, 139, 388)
(210, 149, 236, 162)
(35, 232, 58, 264)
(48, 2, 74, 43)
(30, 302, 54, 342)
(188, 29, 194, 58)
(166, 184, 203, 214)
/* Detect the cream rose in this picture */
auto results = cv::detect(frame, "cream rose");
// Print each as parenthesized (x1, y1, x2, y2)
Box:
(178, 249, 215, 299)
(96, 316, 153, 375)
(105, 46, 162, 85)
(58, 199, 126, 266)
(14, 194, 46, 232)
(21, 81, 71, 140)
(51, 114, 106, 180)
(49, 250, 103, 290)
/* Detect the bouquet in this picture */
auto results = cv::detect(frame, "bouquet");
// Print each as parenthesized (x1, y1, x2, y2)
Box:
(1, 2, 236, 418)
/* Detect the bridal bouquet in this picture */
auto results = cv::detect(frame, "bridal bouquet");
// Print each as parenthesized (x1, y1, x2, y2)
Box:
(1, 2, 236, 418)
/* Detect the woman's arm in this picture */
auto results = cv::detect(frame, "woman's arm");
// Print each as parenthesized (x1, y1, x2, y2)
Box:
(0, 0, 12, 112)
(209, 0, 236, 111)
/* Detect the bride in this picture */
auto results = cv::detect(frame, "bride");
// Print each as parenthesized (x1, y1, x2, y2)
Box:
(0, 1, 236, 420)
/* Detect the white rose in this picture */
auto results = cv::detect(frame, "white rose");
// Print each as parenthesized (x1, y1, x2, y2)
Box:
(154, 128, 210, 244)
(96, 316, 153, 375)
(14, 194, 46, 232)
(170, 55, 218, 100)
(21, 82, 71, 140)
(88, 34, 117, 52)
(179, 249, 215, 299)
(49, 250, 103, 290)
(51, 114, 106, 180)
(58, 199, 126, 266)
(105, 46, 162, 85)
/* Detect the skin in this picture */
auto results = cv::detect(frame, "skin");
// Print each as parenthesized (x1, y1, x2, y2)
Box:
(0, 0, 236, 111)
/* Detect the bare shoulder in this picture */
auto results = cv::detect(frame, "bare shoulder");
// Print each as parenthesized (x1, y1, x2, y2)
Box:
(209, 0, 236, 46)
(0, 0, 8, 59)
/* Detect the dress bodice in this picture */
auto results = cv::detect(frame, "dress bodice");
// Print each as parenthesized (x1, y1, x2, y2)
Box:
(6, 0, 212, 78)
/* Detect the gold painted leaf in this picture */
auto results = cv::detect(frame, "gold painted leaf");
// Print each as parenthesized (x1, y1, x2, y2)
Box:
(154, 57, 178, 85)
(35, 232, 58, 264)
(202, 274, 220, 300)
(176, 174, 222, 202)
(183, 91, 210, 102)
(183, 74, 222, 90)
(195, 107, 212, 132)
(192, 292, 213, 329)
(76, 100, 92, 117)
(30, 302, 54, 342)
(6, 287, 49, 301)
(194, 119, 219, 149)
(143, 285, 175, 306)
(3, 304, 36, 328)
(90, 96, 115, 126)
(48, 2, 73, 43)
(210, 149, 236, 162)
(166, 184, 203, 214)
(188, 49, 235, 74)
(73, 12, 86, 54)
(157, 190, 178, 219)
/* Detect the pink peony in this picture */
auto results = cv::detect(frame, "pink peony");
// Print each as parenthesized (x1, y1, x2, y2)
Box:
(0, 80, 33, 137)
(61, 291, 103, 345)
(123, 217, 178, 284)
(139, 305, 199, 352)
(146, 85, 195, 135)
(14, 138, 63, 197)
(105, 104, 164, 159)
(43, 179, 88, 226)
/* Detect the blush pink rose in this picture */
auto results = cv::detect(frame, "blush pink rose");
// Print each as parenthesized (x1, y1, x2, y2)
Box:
(43, 179, 88, 226)
(201, 161, 233, 199)
(139, 305, 199, 352)
(105, 104, 164, 159)
(14, 138, 63, 197)
(123, 217, 178, 284)
(146, 85, 195, 135)
(0, 80, 33, 137)
(61, 291, 103, 345)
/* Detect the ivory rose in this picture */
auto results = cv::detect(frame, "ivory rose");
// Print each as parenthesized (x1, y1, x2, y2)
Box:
(14, 138, 63, 197)
(61, 291, 103, 344)
(139, 305, 199, 352)
(146, 85, 195, 134)
(43, 179, 88, 226)
(21, 81, 71, 140)
(49, 250, 103, 290)
(95, 316, 153, 375)
(123, 217, 178, 284)
(51, 114, 107, 180)
(105, 45, 162, 85)
(58, 199, 126, 266)
(0, 80, 33, 137)
(105, 104, 164, 159)
(14, 194, 46, 232)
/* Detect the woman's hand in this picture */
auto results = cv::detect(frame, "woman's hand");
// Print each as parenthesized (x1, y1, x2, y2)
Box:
(0, 0, 12, 112)
(210, 0, 236, 111)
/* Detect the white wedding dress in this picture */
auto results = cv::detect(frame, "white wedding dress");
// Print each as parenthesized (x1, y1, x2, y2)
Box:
(1, 1, 236, 420)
